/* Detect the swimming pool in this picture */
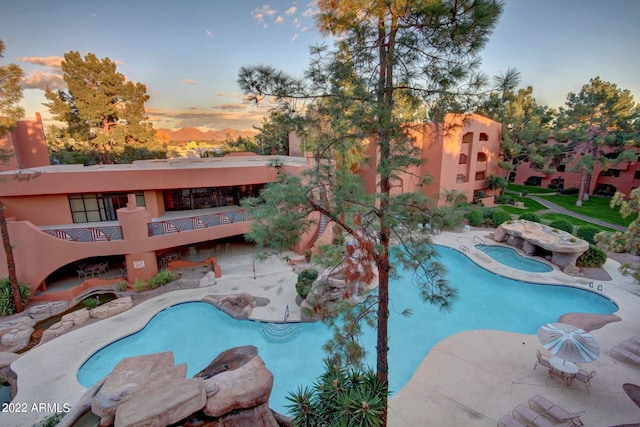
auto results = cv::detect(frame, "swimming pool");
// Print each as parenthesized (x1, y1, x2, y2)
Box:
(77, 245, 616, 415)
(476, 244, 554, 272)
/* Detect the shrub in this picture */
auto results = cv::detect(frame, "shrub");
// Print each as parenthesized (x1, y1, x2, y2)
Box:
(548, 219, 574, 234)
(519, 212, 541, 223)
(467, 210, 483, 227)
(491, 211, 512, 227)
(134, 279, 146, 293)
(296, 269, 318, 299)
(0, 277, 31, 316)
(560, 187, 579, 195)
(148, 270, 176, 289)
(495, 195, 516, 205)
(115, 281, 128, 292)
(82, 296, 101, 310)
(576, 226, 600, 245)
(34, 413, 66, 427)
(577, 244, 607, 268)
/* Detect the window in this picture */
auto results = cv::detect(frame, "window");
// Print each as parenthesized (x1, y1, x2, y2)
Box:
(162, 185, 264, 211)
(477, 152, 487, 162)
(634, 170, 640, 180)
(479, 133, 489, 141)
(475, 171, 485, 181)
(456, 174, 467, 183)
(462, 132, 473, 144)
(69, 192, 145, 223)
(600, 169, 620, 177)
(458, 154, 468, 164)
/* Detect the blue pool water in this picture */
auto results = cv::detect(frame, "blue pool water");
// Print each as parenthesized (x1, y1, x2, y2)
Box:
(77, 245, 617, 414)
(476, 244, 554, 272)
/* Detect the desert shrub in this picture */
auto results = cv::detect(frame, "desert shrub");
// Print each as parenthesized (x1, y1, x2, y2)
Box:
(577, 244, 607, 268)
(148, 270, 176, 289)
(0, 277, 31, 316)
(82, 296, 101, 310)
(491, 211, 512, 227)
(560, 187, 579, 195)
(134, 279, 146, 293)
(34, 413, 66, 427)
(548, 219, 574, 234)
(576, 226, 600, 245)
(495, 195, 516, 205)
(296, 269, 318, 299)
(115, 281, 128, 292)
(467, 210, 483, 227)
(519, 212, 541, 223)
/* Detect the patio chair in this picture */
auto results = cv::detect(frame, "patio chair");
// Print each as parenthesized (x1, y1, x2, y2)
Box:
(610, 345, 640, 366)
(513, 403, 562, 427)
(533, 349, 551, 370)
(573, 369, 595, 394)
(620, 339, 640, 355)
(497, 414, 528, 427)
(529, 394, 584, 426)
(629, 336, 640, 346)
(76, 269, 88, 280)
(98, 261, 109, 275)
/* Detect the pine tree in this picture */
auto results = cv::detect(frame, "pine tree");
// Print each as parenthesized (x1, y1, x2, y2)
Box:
(238, 2, 503, 424)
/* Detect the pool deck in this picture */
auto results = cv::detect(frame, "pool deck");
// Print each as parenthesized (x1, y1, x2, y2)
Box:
(6, 229, 640, 426)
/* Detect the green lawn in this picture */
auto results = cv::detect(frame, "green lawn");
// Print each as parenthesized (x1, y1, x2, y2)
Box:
(506, 183, 557, 194)
(537, 194, 636, 227)
(538, 213, 616, 233)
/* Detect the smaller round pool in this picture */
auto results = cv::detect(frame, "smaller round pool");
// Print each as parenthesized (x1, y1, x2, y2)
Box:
(475, 244, 554, 273)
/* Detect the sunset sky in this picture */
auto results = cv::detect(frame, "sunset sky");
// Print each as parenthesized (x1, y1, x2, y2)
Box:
(2, 0, 639, 131)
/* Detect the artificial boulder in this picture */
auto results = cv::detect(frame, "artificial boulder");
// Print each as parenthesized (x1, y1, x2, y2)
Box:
(202, 293, 256, 319)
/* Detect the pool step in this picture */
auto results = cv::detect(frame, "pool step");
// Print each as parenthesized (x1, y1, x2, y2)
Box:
(260, 323, 301, 342)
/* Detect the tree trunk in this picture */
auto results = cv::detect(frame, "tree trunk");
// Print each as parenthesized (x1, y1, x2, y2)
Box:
(0, 200, 23, 313)
(576, 170, 586, 207)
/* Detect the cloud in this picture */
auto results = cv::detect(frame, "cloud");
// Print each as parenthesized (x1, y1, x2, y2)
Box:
(252, 5, 276, 24)
(205, 30, 213, 37)
(182, 79, 197, 85)
(21, 70, 65, 90)
(146, 102, 271, 131)
(19, 56, 63, 68)
(302, 7, 315, 17)
(285, 6, 297, 15)
(291, 34, 299, 41)
(275, 16, 284, 24)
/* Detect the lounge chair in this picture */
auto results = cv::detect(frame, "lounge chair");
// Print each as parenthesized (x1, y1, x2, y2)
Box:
(610, 345, 640, 366)
(76, 269, 88, 279)
(620, 339, 640, 355)
(574, 369, 596, 393)
(498, 414, 528, 427)
(629, 336, 640, 346)
(533, 349, 551, 370)
(513, 403, 562, 427)
(529, 394, 584, 426)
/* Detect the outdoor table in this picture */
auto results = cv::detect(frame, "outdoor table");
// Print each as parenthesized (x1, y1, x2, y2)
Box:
(83, 263, 102, 277)
(549, 356, 578, 385)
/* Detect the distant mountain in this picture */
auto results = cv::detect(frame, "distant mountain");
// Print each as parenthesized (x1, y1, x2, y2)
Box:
(157, 127, 257, 142)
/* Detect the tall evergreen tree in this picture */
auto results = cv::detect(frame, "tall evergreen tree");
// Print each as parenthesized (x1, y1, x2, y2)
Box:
(238, 2, 503, 424)
(557, 77, 639, 206)
(44, 51, 161, 164)
(0, 39, 25, 313)
(479, 69, 557, 179)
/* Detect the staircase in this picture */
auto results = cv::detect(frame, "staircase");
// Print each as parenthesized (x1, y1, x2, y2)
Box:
(259, 323, 301, 343)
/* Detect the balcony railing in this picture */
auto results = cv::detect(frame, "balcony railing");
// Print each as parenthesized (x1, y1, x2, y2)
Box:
(148, 209, 249, 237)
(43, 226, 123, 242)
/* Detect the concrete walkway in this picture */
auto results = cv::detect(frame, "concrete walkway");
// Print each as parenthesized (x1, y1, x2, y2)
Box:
(6, 232, 640, 426)
(527, 195, 628, 232)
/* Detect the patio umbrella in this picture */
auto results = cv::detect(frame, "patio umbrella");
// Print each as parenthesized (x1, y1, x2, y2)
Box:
(537, 322, 600, 363)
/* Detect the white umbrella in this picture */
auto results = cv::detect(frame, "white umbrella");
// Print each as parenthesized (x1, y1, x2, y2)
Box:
(537, 322, 600, 363)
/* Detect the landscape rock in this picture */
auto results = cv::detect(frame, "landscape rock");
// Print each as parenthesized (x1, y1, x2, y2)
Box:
(0, 316, 36, 335)
(202, 293, 255, 319)
(89, 296, 133, 319)
(61, 308, 90, 326)
(196, 347, 274, 417)
(0, 351, 19, 368)
(212, 401, 279, 427)
(27, 301, 68, 321)
(114, 376, 206, 427)
(40, 320, 75, 343)
(199, 271, 217, 287)
(0, 323, 34, 351)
